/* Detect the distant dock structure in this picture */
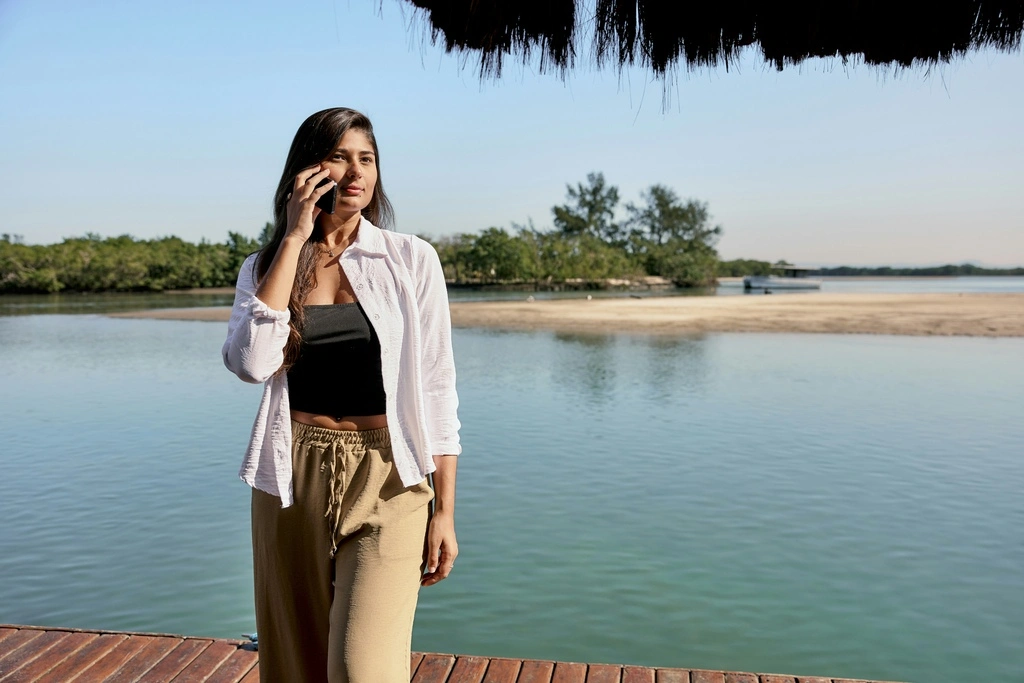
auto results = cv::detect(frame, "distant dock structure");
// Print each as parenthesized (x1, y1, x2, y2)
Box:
(744, 266, 823, 292)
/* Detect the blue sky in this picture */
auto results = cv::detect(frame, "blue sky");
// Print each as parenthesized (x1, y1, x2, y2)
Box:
(1, 0, 1022, 266)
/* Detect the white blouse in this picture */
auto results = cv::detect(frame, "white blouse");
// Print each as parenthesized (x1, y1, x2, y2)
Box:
(222, 218, 461, 507)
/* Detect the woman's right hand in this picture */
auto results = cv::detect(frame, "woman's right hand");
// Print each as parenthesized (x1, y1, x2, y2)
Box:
(283, 164, 336, 244)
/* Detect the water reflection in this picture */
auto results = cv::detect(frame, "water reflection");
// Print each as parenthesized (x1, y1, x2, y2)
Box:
(548, 332, 710, 404)
(0, 291, 235, 316)
(553, 332, 615, 348)
(639, 335, 710, 399)
(551, 333, 617, 402)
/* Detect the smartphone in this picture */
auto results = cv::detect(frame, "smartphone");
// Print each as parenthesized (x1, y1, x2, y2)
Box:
(315, 177, 337, 215)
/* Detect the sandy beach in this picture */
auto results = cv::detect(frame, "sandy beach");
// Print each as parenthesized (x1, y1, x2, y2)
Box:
(109, 292, 1024, 337)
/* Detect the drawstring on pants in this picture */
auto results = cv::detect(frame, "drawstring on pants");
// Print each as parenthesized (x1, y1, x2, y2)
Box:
(322, 442, 344, 558)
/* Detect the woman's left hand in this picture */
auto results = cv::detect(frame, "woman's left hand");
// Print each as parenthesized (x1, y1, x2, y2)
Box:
(421, 510, 458, 586)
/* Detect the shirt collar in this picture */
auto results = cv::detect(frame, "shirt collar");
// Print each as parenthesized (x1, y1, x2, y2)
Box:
(346, 217, 387, 257)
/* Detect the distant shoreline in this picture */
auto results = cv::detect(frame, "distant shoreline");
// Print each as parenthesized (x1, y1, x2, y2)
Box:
(109, 292, 1024, 338)
(8, 273, 1023, 299)
(165, 287, 236, 295)
(817, 275, 960, 280)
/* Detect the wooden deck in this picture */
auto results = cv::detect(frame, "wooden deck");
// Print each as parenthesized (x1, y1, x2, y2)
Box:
(0, 625, 902, 683)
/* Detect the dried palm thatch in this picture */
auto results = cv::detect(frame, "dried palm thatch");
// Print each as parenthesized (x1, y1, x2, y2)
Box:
(404, 0, 1024, 76)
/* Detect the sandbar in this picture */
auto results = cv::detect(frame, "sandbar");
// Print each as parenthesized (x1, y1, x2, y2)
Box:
(108, 292, 1024, 337)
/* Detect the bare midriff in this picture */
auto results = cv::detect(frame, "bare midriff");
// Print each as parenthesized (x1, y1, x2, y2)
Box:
(291, 410, 388, 432)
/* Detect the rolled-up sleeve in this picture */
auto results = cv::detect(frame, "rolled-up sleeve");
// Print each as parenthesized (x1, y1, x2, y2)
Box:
(414, 240, 462, 456)
(221, 254, 291, 384)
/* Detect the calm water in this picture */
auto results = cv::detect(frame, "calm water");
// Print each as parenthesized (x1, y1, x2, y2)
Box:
(0, 313, 1022, 682)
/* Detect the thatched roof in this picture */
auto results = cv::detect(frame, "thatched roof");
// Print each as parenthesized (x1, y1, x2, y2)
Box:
(405, 1, 1024, 76)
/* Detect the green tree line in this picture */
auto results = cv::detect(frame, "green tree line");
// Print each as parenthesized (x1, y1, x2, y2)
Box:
(0, 231, 262, 293)
(430, 173, 735, 287)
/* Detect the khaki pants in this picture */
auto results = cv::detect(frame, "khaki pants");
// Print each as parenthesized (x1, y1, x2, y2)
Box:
(252, 421, 433, 683)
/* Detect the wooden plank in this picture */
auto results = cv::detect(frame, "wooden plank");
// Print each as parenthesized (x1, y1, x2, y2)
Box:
(134, 638, 209, 681)
(586, 663, 622, 682)
(552, 661, 587, 683)
(517, 659, 555, 683)
(0, 630, 17, 648)
(795, 678, 831, 683)
(622, 667, 656, 683)
(447, 655, 491, 683)
(655, 670, 690, 683)
(204, 644, 259, 683)
(690, 672, 726, 683)
(0, 630, 73, 679)
(411, 652, 425, 675)
(412, 653, 456, 682)
(723, 674, 757, 683)
(65, 635, 153, 682)
(238, 664, 261, 683)
(760, 676, 797, 683)
(104, 636, 182, 683)
(1, 632, 95, 681)
(169, 640, 238, 682)
(0, 628, 45, 662)
(35, 633, 125, 682)
(482, 657, 522, 683)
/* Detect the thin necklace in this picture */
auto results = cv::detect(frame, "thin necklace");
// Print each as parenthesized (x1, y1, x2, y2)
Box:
(324, 228, 355, 257)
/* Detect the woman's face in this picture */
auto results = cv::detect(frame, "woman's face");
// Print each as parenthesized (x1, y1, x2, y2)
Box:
(322, 128, 378, 218)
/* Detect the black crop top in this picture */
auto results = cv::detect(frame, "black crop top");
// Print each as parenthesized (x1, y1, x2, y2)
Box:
(286, 303, 387, 417)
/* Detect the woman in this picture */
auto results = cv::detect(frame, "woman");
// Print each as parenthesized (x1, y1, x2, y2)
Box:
(222, 108, 460, 683)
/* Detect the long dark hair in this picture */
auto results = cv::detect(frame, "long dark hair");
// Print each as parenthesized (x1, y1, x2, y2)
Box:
(255, 108, 395, 372)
